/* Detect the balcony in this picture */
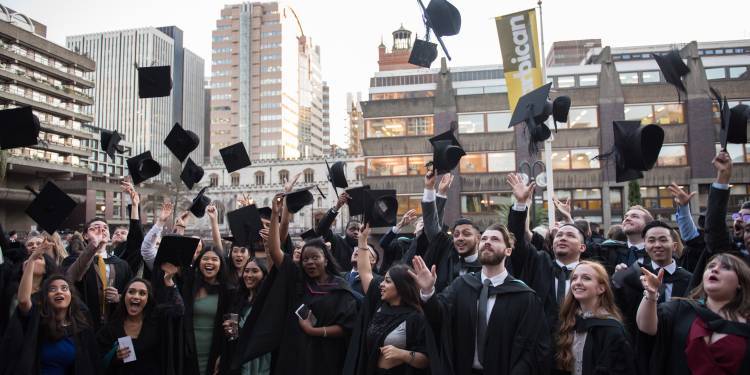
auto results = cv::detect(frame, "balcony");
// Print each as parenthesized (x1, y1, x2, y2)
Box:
(0, 45, 94, 89)
(0, 67, 94, 105)
(31, 141, 91, 158)
(0, 91, 93, 123)
(39, 120, 94, 139)
(6, 154, 90, 176)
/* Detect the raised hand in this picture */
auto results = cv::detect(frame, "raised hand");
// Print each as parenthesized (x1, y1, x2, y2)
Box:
(667, 182, 695, 207)
(437, 173, 454, 195)
(206, 203, 218, 221)
(424, 170, 436, 190)
(271, 192, 285, 214)
(713, 151, 732, 184)
(640, 267, 664, 296)
(553, 196, 572, 221)
(407, 256, 437, 294)
(397, 209, 418, 229)
(237, 193, 254, 207)
(359, 224, 371, 247)
(335, 192, 351, 210)
(506, 173, 536, 203)
(284, 172, 302, 193)
(158, 201, 174, 225)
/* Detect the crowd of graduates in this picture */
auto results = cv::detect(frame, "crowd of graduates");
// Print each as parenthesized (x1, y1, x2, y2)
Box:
(0, 147, 748, 375)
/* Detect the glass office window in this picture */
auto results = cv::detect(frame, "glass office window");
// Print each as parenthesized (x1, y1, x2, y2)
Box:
(642, 71, 661, 83)
(557, 76, 575, 88)
(567, 108, 598, 128)
(367, 157, 407, 176)
(460, 153, 488, 173)
(619, 72, 639, 84)
(656, 145, 688, 166)
(624, 104, 655, 124)
(705, 67, 726, 80)
(458, 113, 484, 133)
(407, 155, 430, 175)
(487, 152, 516, 172)
(653, 103, 684, 125)
(366, 118, 406, 138)
(579, 74, 598, 87)
(487, 112, 513, 132)
(729, 66, 748, 79)
(570, 148, 600, 169)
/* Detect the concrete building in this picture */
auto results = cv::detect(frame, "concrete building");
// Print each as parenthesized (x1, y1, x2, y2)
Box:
(209, 2, 325, 161)
(546, 39, 602, 67)
(66, 26, 205, 181)
(346, 91, 364, 155)
(322, 82, 330, 149)
(361, 26, 750, 230)
(190, 155, 365, 237)
(0, 5, 96, 231)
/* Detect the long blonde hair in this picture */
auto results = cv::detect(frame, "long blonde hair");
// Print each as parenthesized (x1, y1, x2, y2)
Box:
(43, 232, 68, 266)
(556, 261, 623, 371)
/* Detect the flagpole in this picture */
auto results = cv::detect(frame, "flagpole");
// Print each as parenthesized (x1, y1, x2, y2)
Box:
(538, 0, 556, 227)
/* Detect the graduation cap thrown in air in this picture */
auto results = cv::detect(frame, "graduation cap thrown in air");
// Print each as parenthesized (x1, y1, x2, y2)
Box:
(409, 0, 462, 68)
(127, 151, 162, 185)
(595, 121, 664, 183)
(0, 106, 40, 150)
(226, 204, 263, 247)
(154, 235, 201, 269)
(138, 65, 172, 98)
(180, 158, 204, 190)
(346, 185, 371, 217)
(711, 87, 748, 149)
(509, 83, 555, 154)
(326, 160, 348, 198)
(24, 182, 77, 234)
(428, 130, 466, 174)
(219, 142, 252, 173)
(100, 130, 125, 161)
(300, 228, 319, 242)
(164, 123, 199, 162)
(653, 50, 689, 95)
(363, 189, 399, 228)
(189, 187, 211, 218)
(258, 207, 272, 220)
(285, 186, 317, 214)
(552, 96, 571, 130)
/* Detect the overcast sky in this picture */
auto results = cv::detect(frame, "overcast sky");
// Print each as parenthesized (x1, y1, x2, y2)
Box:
(8, 0, 750, 147)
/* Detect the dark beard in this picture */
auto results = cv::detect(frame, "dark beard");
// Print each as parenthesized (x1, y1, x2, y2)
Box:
(479, 249, 505, 266)
(345, 235, 358, 248)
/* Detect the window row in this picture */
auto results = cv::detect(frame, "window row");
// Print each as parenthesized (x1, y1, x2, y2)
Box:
(212, 35, 230, 42)
(451, 69, 504, 82)
(370, 74, 435, 87)
(365, 116, 434, 138)
(212, 47, 232, 54)
(551, 74, 599, 88)
(623, 103, 684, 125)
(619, 71, 662, 85)
(705, 66, 749, 80)
(213, 59, 232, 65)
(366, 152, 516, 177)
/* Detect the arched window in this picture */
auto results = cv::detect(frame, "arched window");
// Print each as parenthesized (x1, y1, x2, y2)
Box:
(263, 197, 270, 207)
(215, 201, 226, 225)
(355, 166, 365, 181)
(209, 174, 219, 187)
(255, 171, 265, 185)
(230, 173, 240, 186)
(303, 168, 315, 183)
(317, 196, 323, 208)
(278, 169, 289, 184)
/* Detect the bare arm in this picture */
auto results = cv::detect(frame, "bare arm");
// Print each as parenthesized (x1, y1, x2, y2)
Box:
(357, 225, 374, 294)
(280, 172, 301, 242)
(267, 193, 285, 268)
(636, 267, 663, 336)
(206, 203, 224, 256)
(18, 249, 44, 313)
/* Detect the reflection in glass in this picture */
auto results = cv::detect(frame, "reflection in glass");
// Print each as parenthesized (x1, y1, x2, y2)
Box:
(367, 157, 407, 176)
(653, 104, 684, 125)
(487, 152, 516, 172)
(460, 153, 488, 173)
(487, 112, 513, 132)
(642, 71, 661, 83)
(458, 113, 484, 133)
(656, 145, 687, 166)
(624, 105, 654, 124)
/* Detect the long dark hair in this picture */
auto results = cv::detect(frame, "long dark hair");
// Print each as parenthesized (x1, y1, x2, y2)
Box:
(38, 274, 90, 341)
(109, 278, 155, 323)
(232, 257, 268, 312)
(192, 246, 230, 294)
(385, 263, 422, 312)
(299, 238, 342, 279)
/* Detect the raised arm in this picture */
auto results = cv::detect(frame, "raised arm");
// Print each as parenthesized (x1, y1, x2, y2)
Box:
(141, 201, 173, 270)
(670, 183, 699, 241)
(636, 267, 664, 335)
(65, 228, 107, 282)
(436, 173, 454, 228)
(280, 172, 302, 242)
(267, 193, 285, 268)
(357, 225, 374, 294)
(120, 182, 145, 272)
(420, 172, 441, 242)
(316, 192, 349, 237)
(206, 203, 224, 256)
(17, 248, 45, 313)
(704, 151, 734, 253)
(554, 196, 574, 225)
(506, 173, 537, 274)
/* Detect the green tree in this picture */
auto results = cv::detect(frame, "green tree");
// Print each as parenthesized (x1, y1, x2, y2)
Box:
(628, 180, 642, 207)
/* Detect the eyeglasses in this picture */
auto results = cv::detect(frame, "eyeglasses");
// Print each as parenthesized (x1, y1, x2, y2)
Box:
(731, 213, 750, 223)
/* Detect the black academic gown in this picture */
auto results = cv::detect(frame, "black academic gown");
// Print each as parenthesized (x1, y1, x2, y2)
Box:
(343, 276, 441, 375)
(96, 285, 185, 375)
(424, 273, 551, 375)
(112, 218, 146, 279)
(553, 317, 636, 375)
(0, 303, 100, 375)
(233, 254, 358, 375)
(641, 300, 750, 375)
(422, 232, 481, 293)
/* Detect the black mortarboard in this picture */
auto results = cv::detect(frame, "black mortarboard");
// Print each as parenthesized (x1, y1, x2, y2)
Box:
(364, 189, 399, 228)
(653, 50, 689, 93)
(226, 204, 263, 247)
(602, 121, 664, 183)
(100, 129, 124, 161)
(126, 151, 162, 185)
(509, 83, 554, 153)
(712, 87, 748, 149)
(138, 66, 172, 98)
(346, 185, 371, 216)
(285, 186, 315, 214)
(219, 142, 252, 173)
(164, 123, 199, 162)
(189, 187, 211, 218)
(180, 158, 204, 190)
(410, 0, 462, 67)
(24, 182, 77, 234)
(552, 96, 571, 131)
(300, 228, 319, 241)
(258, 207, 272, 220)
(0, 106, 40, 150)
(428, 130, 466, 174)
(154, 235, 200, 269)
(326, 160, 348, 189)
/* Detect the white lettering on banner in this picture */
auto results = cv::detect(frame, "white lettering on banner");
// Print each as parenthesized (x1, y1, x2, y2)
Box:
(509, 14, 535, 94)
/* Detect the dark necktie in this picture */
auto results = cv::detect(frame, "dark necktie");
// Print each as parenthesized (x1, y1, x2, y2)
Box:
(476, 279, 493, 366)
(626, 246, 646, 266)
(556, 265, 571, 304)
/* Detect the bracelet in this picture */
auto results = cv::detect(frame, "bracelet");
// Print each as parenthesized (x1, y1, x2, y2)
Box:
(322, 326, 327, 338)
(643, 290, 660, 302)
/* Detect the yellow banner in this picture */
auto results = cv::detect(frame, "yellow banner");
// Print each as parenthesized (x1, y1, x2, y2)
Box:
(495, 8, 544, 112)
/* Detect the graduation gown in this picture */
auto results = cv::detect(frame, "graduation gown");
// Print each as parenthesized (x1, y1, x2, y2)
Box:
(233, 254, 358, 375)
(422, 232, 481, 293)
(0, 304, 100, 375)
(642, 300, 750, 375)
(424, 273, 551, 375)
(343, 276, 442, 375)
(96, 285, 185, 375)
(553, 317, 636, 375)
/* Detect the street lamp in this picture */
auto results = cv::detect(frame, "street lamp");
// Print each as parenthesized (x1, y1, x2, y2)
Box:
(518, 160, 547, 228)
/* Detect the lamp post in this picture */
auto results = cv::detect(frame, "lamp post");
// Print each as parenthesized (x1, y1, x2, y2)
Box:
(518, 160, 547, 228)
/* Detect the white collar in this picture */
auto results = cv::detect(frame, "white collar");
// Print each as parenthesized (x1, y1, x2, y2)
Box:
(627, 241, 645, 249)
(555, 259, 579, 270)
(651, 260, 677, 275)
(463, 253, 479, 263)
(481, 270, 508, 287)
(350, 267, 357, 273)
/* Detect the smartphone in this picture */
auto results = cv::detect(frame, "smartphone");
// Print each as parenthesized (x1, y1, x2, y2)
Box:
(295, 304, 317, 325)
